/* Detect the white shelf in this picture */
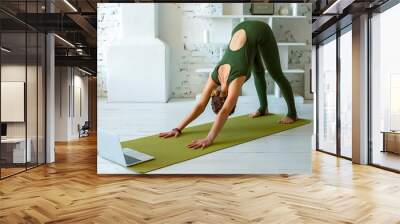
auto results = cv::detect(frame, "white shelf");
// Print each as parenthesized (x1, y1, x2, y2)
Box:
(195, 68, 214, 73)
(278, 42, 306, 46)
(282, 69, 305, 73)
(195, 15, 307, 19)
(195, 68, 304, 74)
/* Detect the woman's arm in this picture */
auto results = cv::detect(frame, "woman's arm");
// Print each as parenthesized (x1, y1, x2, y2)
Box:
(176, 76, 217, 130)
(187, 76, 246, 149)
(159, 76, 217, 138)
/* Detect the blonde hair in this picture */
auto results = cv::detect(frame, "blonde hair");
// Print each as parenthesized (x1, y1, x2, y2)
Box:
(211, 87, 236, 115)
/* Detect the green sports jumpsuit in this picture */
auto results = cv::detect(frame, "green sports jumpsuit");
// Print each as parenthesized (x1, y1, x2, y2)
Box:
(211, 20, 297, 119)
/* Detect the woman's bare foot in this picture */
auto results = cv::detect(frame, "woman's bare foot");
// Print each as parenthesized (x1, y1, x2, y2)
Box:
(249, 109, 271, 118)
(279, 116, 296, 124)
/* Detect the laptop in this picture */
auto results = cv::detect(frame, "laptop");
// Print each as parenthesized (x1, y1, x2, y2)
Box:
(98, 129, 154, 166)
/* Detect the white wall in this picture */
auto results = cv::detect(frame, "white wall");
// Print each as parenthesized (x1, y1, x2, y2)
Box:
(55, 67, 89, 141)
(158, 3, 311, 98)
(1, 63, 46, 164)
(72, 74, 89, 137)
(1, 65, 41, 138)
(97, 3, 122, 97)
(98, 3, 312, 99)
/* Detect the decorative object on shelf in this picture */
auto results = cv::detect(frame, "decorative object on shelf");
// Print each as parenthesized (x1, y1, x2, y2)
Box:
(222, 3, 243, 15)
(276, 25, 297, 43)
(289, 49, 303, 65)
(198, 3, 223, 15)
(250, 3, 274, 15)
(299, 4, 311, 16)
(277, 5, 291, 16)
(291, 3, 298, 16)
(242, 3, 252, 15)
(284, 30, 297, 42)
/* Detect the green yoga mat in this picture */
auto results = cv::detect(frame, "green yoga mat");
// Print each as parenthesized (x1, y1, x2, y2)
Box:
(121, 114, 311, 173)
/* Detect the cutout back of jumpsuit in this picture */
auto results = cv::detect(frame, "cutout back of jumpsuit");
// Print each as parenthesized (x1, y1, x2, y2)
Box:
(211, 20, 297, 119)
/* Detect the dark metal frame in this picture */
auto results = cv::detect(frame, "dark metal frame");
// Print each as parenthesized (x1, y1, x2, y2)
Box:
(367, 9, 373, 166)
(367, 1, 400, 173)
(0, 0, 47, 180)
(336, 22, 341, 158)
(316, 0, 400, 172)
(315, 21, 352, 161)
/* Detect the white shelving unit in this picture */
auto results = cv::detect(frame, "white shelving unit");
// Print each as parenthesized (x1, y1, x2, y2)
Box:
(195, 12, 308, 98)
(277, 42, 306, 46)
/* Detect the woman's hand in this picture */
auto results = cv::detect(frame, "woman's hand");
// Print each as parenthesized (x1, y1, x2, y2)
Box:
(159, 129, 181, 138)
(187, 138, 213, 149)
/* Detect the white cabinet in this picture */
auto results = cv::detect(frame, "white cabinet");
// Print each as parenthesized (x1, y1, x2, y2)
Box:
(1, 138, 32, 163)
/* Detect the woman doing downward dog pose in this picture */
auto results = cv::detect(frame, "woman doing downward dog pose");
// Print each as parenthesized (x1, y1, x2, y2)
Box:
(159, 20, 298, 149)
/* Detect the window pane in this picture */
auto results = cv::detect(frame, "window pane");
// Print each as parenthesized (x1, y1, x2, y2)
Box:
(318, 36, 337, 154)
(371, 4, 400, 171)
(1, 31, 28, 177)
(27, 31, 38, 169)
(38, 32, 46, 165)
(340, 29, 352, 158)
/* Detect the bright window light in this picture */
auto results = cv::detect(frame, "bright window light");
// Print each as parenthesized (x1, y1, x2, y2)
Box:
(54, 34, 75, 48)
(1, 47, 11, 53)
(63, 0, 78, 12)
(323, 0, 343, 15)
(78, 67, 92, 76)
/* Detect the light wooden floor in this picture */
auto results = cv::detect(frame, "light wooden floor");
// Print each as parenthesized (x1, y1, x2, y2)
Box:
(0, 167, 26, 178)
(1, 135, 400, 223)
(373, 151, 400, 171)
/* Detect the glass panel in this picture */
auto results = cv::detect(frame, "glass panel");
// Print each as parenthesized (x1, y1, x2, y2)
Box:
(0, 1, 46, 178)
(371, 4, 400, 171)
(27, 0, 39, 169)
(317, 36, 337, 154)
(38, 32, 45, 165)
(1, 31, 27, 177)
(27, 31, 38, 169)
(339, 28, 352, 158)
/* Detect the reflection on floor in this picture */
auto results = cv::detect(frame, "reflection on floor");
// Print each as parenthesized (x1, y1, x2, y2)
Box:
(0, 163, 43, 178)
(98, 95, 314, 174)
(373, 151, 400, 171)
(0, 167, 25, 178)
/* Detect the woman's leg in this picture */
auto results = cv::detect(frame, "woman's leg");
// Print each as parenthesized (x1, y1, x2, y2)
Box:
(259, 35, 297, 119)
(251, 51, 268, 114)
